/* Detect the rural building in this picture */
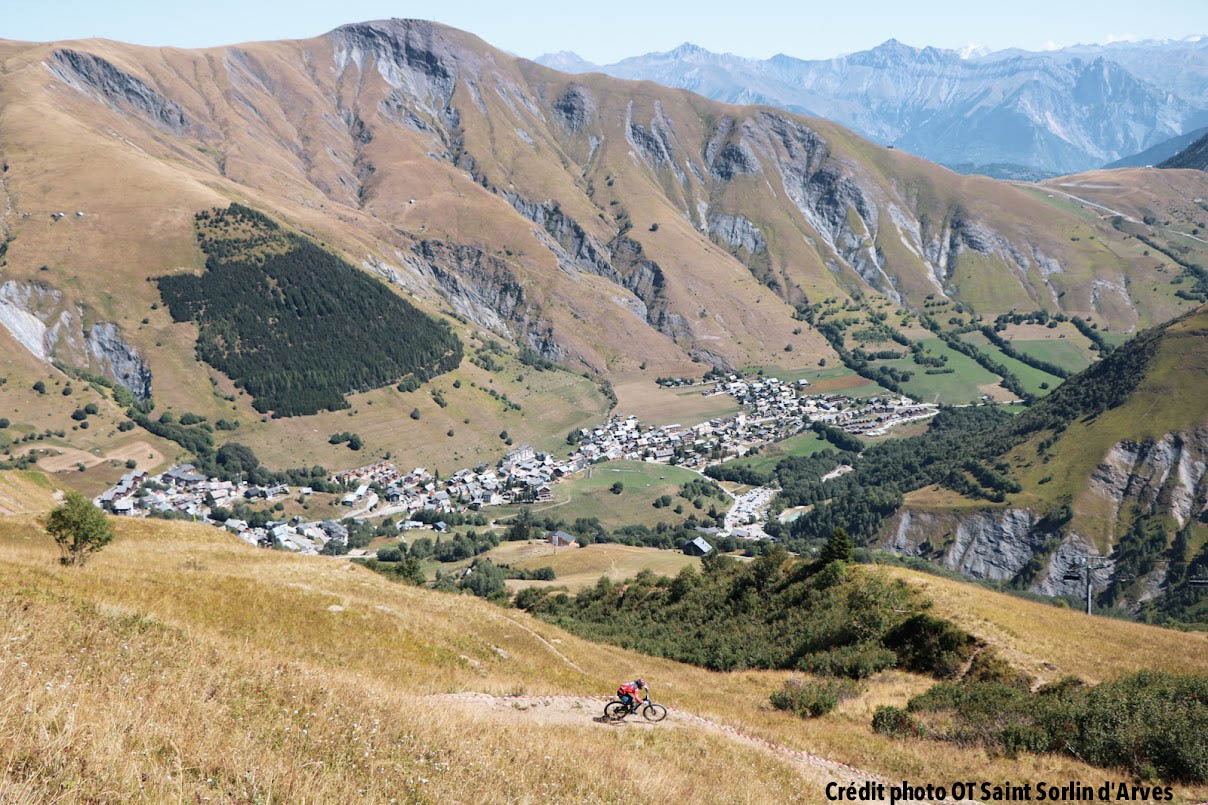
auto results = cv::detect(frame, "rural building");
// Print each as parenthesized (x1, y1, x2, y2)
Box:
(682, 536, 713, 556)
(550, 530, 577, 548)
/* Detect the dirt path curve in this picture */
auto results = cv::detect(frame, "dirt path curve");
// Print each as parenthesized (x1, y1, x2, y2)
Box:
(432, 693, 977, 803)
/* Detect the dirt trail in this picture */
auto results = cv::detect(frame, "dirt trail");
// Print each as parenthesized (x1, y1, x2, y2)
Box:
(432, 693, 976, 803)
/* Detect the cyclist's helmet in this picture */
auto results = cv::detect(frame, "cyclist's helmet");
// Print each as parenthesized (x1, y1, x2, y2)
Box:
(635, 678, 647, 688)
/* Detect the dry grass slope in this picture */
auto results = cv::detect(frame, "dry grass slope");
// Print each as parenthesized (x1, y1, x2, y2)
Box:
(2, 516, 1207, 802)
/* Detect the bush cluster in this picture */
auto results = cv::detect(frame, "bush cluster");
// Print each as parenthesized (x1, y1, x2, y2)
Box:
(898, 671, 1208, 782)
(770, 678, 862, 718)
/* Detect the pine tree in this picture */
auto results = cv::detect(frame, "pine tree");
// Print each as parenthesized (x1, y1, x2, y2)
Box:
(820, 527, 853, 564)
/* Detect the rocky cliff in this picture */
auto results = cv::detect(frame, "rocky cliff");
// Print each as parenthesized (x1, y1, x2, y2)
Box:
(0, 280, 152, 399)
(882, 506, 1111, 598)
(882, 425, 1208, 609)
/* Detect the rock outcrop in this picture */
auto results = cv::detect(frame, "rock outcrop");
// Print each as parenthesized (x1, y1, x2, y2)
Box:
(86, 322, 153, 401)
(0, 281, 152, 400)
(882, 506, 1108, 597)
(1088, 430, 1208, 529)
(883, 427, 1208, 608)
(48, 50, 189, 133)
(412, 239, 531, 334)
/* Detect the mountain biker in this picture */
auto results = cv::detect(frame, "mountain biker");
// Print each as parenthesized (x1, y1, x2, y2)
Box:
(617, 678, 648, 712)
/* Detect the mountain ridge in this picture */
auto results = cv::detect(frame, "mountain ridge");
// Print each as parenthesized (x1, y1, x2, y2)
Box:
(537, 36, 1208, 174)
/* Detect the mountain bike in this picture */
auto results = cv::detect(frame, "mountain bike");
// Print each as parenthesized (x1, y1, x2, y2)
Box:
(604, 695, 667, 722)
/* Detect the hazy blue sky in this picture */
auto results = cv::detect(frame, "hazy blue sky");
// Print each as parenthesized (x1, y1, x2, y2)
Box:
(4, 0, 1206, 63)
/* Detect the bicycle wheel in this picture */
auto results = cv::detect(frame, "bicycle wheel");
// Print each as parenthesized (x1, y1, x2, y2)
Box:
(642, 703, 668, 722)
(604, 701, 629, 721)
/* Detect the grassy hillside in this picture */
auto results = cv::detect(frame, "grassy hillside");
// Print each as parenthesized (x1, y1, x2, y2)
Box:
(0, 470, 59, 515)
(3, 515, 1207, 802)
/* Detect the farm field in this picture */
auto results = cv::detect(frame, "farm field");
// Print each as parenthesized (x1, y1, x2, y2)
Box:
(1007, 336, 1095, 374)
(492, 460, 707, 531)
(731, 365, 889, 397)
(870, 337, 1007, 403)
(960, 331, 1064, 397)
(612, 378, 741, 426)
(799, 366, 890, 397)
(478, 540, 702, 592)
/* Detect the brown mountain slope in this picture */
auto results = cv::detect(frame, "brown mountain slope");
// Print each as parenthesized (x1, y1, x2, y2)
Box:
(1, 19, 1207, 475)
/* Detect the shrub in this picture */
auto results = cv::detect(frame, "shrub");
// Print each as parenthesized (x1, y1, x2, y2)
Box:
(820, 527, 853, 564)
(770, 678, 861, 718)
(872, 706, 926, 738)
(216, 442, 259, 476)
(802, 644, 898, 679)
(964, 649, 1033, 689)
(376, 546, 403, 562)
(1072, 671, 1208, 781)
(884, 614, 979, 678)
(83, 402, 99, 415)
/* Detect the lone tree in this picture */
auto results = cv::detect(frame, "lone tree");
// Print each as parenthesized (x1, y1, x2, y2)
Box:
(45, 490, 114, 566)
(820, 527, 853, 565)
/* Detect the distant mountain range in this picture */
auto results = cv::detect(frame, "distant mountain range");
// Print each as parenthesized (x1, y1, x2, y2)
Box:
(537, 37, 1208, 176)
